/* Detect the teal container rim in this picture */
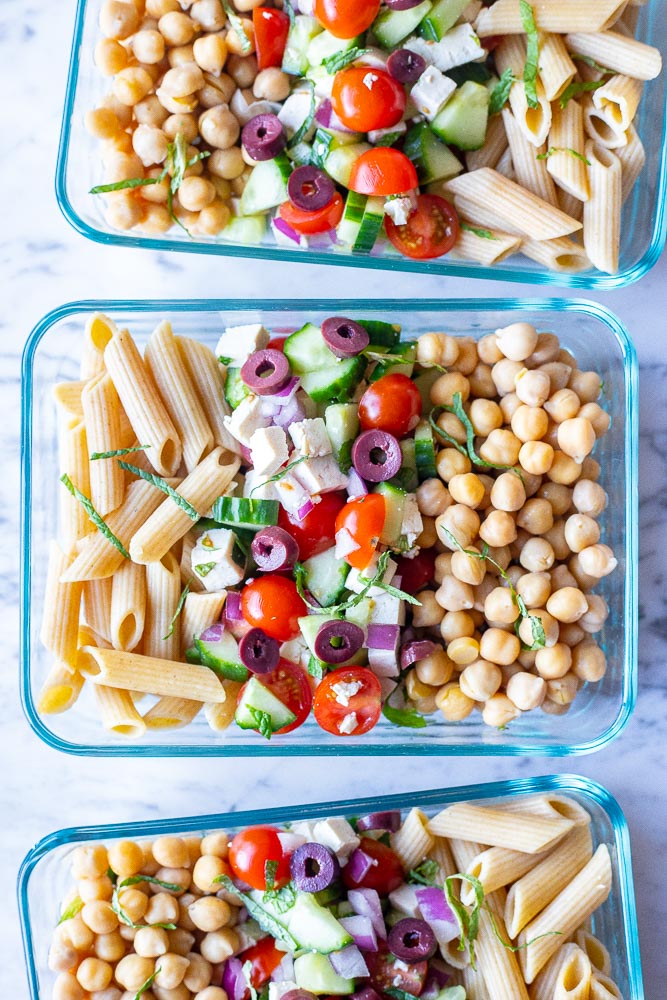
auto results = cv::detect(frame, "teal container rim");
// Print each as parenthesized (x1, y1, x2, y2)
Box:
(21, 297, 638, 757)
(16, 773, 645, 1000)
(54, 0, 667, 291)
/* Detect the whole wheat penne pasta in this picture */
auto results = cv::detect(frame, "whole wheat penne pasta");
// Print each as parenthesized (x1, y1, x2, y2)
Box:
(616, 122, 646, 201)
(180, 591, 227, 657)
(81, 312, 117, 378)
(205, 681, 242, 731)
(78, 645, 227, 702)
(53, 379, 87, 418)
(475, 890, 530, 1000)
(502, 108, 558, 204)
(565, 30, 662, 81)
(558, 190, 584, 221)
(450, 226, 522, 265)
(449, 836, 485, 871)
(518, 844, 612, 983)
(129, 447, 240, 564)
(177, 336, 242, 454)
(144, 321, 214, 472)
(495, 146, 515, 179)
(498, 793, 592, 826)
(81, 372, 126, 516)
(61, 479, 165, 582)
(428, 802, 574, 853)
(475, 0, 626, 35)
(449, 192, 523, 233)
(390, 808, 434, 870)
(59, 418, 93, 546)
(616, 4, 640, 34)
(82, 578, 113, 645)
(94, 683, 146, 739)
(428, 836, 458, 882)
(547, 100, 590, 200)
(144, 551, 182, 660)
(583, 141, 622, 274)
(143, 695, 202, 729)
(521, 236, 589, 272)
(444, 169, 582, 240)
(459, 0, 482, 23)
(79, 624, 111, 649)
(538, 32, 577, 101)
(593, 74, 643, 133)
(109, 559, 146, 651)
(104, 327, 182, 476)
(553, 944, 593, 1000)
(573, 929, 611, 976)
(583, 94, 629, 150)
(37, 663, 85, 714)
(461, 959, 486, 998)
(590, 973, 622, 999)
(466, 112, 508, 172)
(531, 943, 591, 1000)
(505, 823, 593, 938)
(495, 37, 552, 147)
(40, 542, 83, 671)
(460, 845, 546, 905)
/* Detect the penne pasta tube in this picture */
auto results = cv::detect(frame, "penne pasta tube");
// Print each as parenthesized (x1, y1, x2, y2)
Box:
(547, 100, 590, 201)
(502, 108, 558, 205)
(428, 836, 458, 882)
(557, 190, 584, 221)
(82, 578, 113, 645)
(565, 30, 662, 81)
(40, 542, 83, 671)
(616, 4, 640, 35)
(593, 74, 643, 133)
(94, 684, 146, 739)
(53, 379, 87, 418)
(475, 890, 530, 1000)
(144, 321, 214, 473)
(143, 695, 202, 729)
(475, 0, 627, 36)
(583, 142, 622, 274)
(449, 836, 485, 871)
(428, 802, 574, 853)
(583, 94, 629, 150)
(573, 929, 611, 976)
(553, 945, 593, 1000)
(110, 559, 146, 651)
(495, 37, 552, 147)
(521, 236, 590, 272)
(590, 972, 623, 999)
(204, 681, 242, 731)
(390, 808, 434, 871)
(616, 122, 646, 201)
(466, 112, 508, 172)
(129, 447, 241, 565)
(518, 845, 612, 983)
(530, 943, 591, 1000)
(538, 33, 577, 101)
(59, 418, 93, 546)
(461, 960, 486, 998)
(104, 327, 182, 476)
(78, 645, 227, 702)
(180, 591, 226, 657)
(81, 372, 126, 516)
(495, 146, 515, 179)
(81, 312, 117, 379)
(498, 793, 592, 827)
(460, 845, 546, 905)
(505, 824, 593, 938)
(144, 551, 182, 660)
(37, 663, 84, 714)
(450, 225, 522, 265)
(177, 336, 241, 454)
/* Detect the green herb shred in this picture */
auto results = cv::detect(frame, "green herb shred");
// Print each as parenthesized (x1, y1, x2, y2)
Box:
(323, 46, 368, 74)
(57, 896, 84, 925)
(460, 223, 498, 240)
(118, 461, 200, 520)
(488, 68, 515, 115)
(382, 703, 428, 728)
(60, 474, 129, 559)
(90, 444, 150, 461)
(222, 0, 252, 53)
(536, 147, 590, 165)
(163, 581, 191, 640)
(134, 969, 160, 1000)
(519, 0, 539, 110)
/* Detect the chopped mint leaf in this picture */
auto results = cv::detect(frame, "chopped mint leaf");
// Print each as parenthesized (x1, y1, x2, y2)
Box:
(60, 474, 129, 559)
(264, 859, 279, 891)
(488, 68, 515, 115)
(287, 81, 316, 150)
(323, 47, 368, 74)
(134, 969, 160, 1000)
(382, 703, 428, 729)
(222, 0, 252, 53)
(195, 562, 216, 578)
(536, 147, 590, 165)
(57, 897, 83, 925)
(250, 456, 308, 494)
(249, 706, 273, 740)
(460, 223, 498, 240)
(408, 859, 440, 886)
(118, 460, 200, 520)
(90, 445, 150, 461)
(559, 79, 606, 108)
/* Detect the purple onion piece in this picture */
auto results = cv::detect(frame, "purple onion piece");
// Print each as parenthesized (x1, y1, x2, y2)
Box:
(356, 810, 401, 833)
(281, 991, 318, 1000)
(271, 953, 295, 983)
(241, 348, 291, 396)
(251, 526, 299, 571)
(329, 945, 369, 980)
(339, 914, 378, 953)
(400, 639, 438, 669)
(384, 0, 425, 8)
(242, 113, 287, 161)
(347, 887, 386, 940)
(314, 99, 333, 128)
(347, 467, 369, 499)
(273, 375, 300, 399)
(221, 958, 246, 1000)
(321, 316, 370, 358)
(288, 165, 335, 211)
(297, 498, 315, 520)
(314, 620, 365, 664)
(273, 215, 303, 245)
(225, 591, 243, 621)
(387, 48, 427, 84)
(388, 918, 437, 962)
(352, 429, 402, 483)
(273, 394, 307, 429)
(199, 623, 224, 643)
(421, 961, 451, 998)
(414, 886, 460, 945)
(366, 624, 400, 651)
(345, 847, 376, 884)
(238, 628, 280, 674)
(290, 842, 340, 892)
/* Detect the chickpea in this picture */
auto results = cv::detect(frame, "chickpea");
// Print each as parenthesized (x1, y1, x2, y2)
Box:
(192, 33, 228, 74)
(436, 410, 466, 444)
(511, 407, 546, 447)
(488, 471, 525, 513)
(184, 953, 213, 992)
(536, 482, 571, 516)
(446, 636, 480, 666)
(151, 837, 189, 870)
(468, 362, 496, 399)
(76, 957, 113, 992)
(519, 440, 554, 476)
(134, 925, 170, 958)
(177, 175, 215, 211)
(579, 594, 609, 633)
(477, 333, 503, 364)
(85, 106, 123, 140)
(451, 547, 487, 586)
(535, 643, 572, 679)
(569, 369, 602, 403)
(200, 928, 240, 964)
(557, 417, 596, 465)
(94, 931, 126, 963)
(115, 887, 148, 924)
(459, 659, 502, 701)
(506, 671, 546, 711)
(145, 892, 180, 927)
(413, 649, 453, 688)
(482, 693, 521, 728)
(416, 478, 451, 517)
(515, 369, 551, 408)
(72, 845, 109, 880)
(115, 955, 156, 991)
(478, 429, 521, 467)
(580, 456, 601, 481)
(159, 10, 198, 45)
(519, 608, 559, 648)
(198, 833, 228, 859)
(547, 452, 582, 485)
(540, 361, 573, 393)
(435, 573, 475, 612)
(516, 498, 553, 536)
(52, 972, 85, 1000)
(479, 510, 517, 548)
(440, 610, 475, 643)
(499, 391, 522, 423)
(417, 332, 460, 367)
(226, 53, 258, 88)
(546, 672, 580, 705)
(577, 402, 611, 439)
(195, 989, 229, 1000)
(99, 1, 140, 39)
(437, 505, 479, 550)
(246, 66, 290, 102)
(469, 398, 502, 436)
(154, 954, 190, 990)
(60, 913, 96, 952)
(162, 113, 198, 144)
(132, 28, 165, 64)
(572, 641, 607, 682)
(435, 682, 475, 721)
(191, 0, 226, 30)
(434, 552, 453, 583)
(207, 148, 244, 183)
(113, 66, 154, 106)
(199, 105, 241, 148)
(448, 336, 478, 374)
(564, 513, 601, 553)
(484, 586, 520, 625)
(168, 927, 196, 957)
(430, 371, 470, 406)
(571, 479, 607, 518)
(526, 332, 560, 366)
(479, 628, 520, 666)
(79, 875, 114, 903)
(147, 0, 180, 14)
(192, 853, 229, 893)
(492, 358, 524, 395)
(448, 473, 485, 508)
(495, 322, 538, 361)
(545, 586, 588, 623)
(544, 388, 580, 423)
(81, 900, 118, 936)
(485, 545, 512, 574)
(227, 18, 256, 54)
(195, 199, 231, 235)
(153, 867, 191, 895)
(49, 939, 78, 973)
(95, 37, 129, 75)
(417, 515, 437, 549)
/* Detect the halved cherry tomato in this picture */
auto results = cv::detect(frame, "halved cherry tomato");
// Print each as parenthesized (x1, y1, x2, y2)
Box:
(266, 335, 287, 351)
(253, 7, 290, 69)
(313, 667, 382, 736)
(313, 0, 380, 38)
(331, 67, 405, 133)
(278, 491, 347, 561)
(241, 576, 306, 641)
(385, 193, 459, 260)
(279, 192, 344, 235)
(228, 825, 290, 890)
(258, 660, 313, 733)
(348, 147, 418, 196)
(342, 837, 404, 895)
(239, 937, 285, 989)
(365, 942, 428, 994)
(334, 494, 386, 570)
(396, 549, 437, 593)
(358, 373, 422, 437)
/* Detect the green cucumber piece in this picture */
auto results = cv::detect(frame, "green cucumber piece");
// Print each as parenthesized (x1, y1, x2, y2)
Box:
(196, 630, 248, 682)
(239, 154, 291, 215)
(431, 80, 489, 151)
(283, 15, 323, 76)
(448, 61, 493, 87)
(294, 953, 355, 995)
(358, 319, 401, 348)
(404, 122, 463, 185)
(299, 614, 338, 656)
(375, 482, 407, 546)
(301, 547, 350, 607)
(307, 29, 359, 67)
(235, 676, 297, 731)
(284, 322, 336, 373)
(373, 0, 433, 46)
(286, 895, 353, 954)
(390, 438, 419, 492)
(325, 142, 371, 188)
(414, 419, 438, 480)
(212, 497, 279, 529)
(311, 128, 335, 170)
(221, 214, 266, 244)
(354, 195, 385, 254)
(418, 0, 469, 40)
(369, 341, 417, 381)
(224, 366, 250, 409)
(300, 357, 366, 403)
(413, 368, 441, 411)
(345, 597, 373, 628)
(337, 190, 367, 246)
(325, 402, 360, 473)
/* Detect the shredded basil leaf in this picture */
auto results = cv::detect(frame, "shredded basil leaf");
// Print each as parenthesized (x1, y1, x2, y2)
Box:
(249, 706, 274, 740)
(323, 47, 368, 74)
(445, 872, 486, 967)
(369, 577, 422, 606)
(445, 392, 522, 478)
(307, 654, 325, 680)
(120, 874, 183, 892)
(572, 54, 613, 75)
(264, 860, 279, 891)
(287, 81, 316, 150)
(163, 581, 191, 640)
(559, 79, 608, 109)
(536, 147, 590, 165)
(408, 859, 440, 886)
(218, 355, 233, 365)
(460, 223, 498, 240)
(488, 68, 515, 115)
(250, 455, 308, 494)
(222, 0, 252, 53)
(118, 460, 200, 520)
(215, 875, 300, 948)
(90, 445, 150, 461)
(134, 969, 160, 1000)
(263, 881, 297, 913)
(57, 897, 83, 925)
(60, 474, 129, 558)
(111, 875, 180, 930)
(89, 174, 166, 195)
(429, 407, 468, 456)
(519, 0, 539, 110)
(382, 703, 428, 729)
(296, 550, 413, 618)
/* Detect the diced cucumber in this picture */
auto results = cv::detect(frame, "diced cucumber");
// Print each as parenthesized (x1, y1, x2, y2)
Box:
(325, 402, 360, 473)
(287, 141, 313, 166)
(220, 214, 267, 244)
(358, 319, 401, 348)
(301, 357, 366, 403)
(283, 15, 323, 76)
(354, 195, 385, 254)
(431, 80, 489, 151)
(337, 190, 367, 246)
(196, 630, 248, 682)
(239, 154, 291, 215)
(235, 675, 297, 731)
(307, 29, 359, 67)
(325, 142, 371, 188)
(311, 128, 335, 170)
(448, 61, 493, 87)
(404, 122, 463, 185)
(373, 0, 433, 46)
(299, 614, 338, 656)
(418, 0, 469, 40)
(390, 438, 419, 492)
(212, 497, 279, 530)
(413, 368, 441, 411)
(301, 547, 350, 607)
(295, 953, 355, 995)
(345, 597, 373, 628)
(287, 894, 353, 954)
(224, 366, 250, 409)
(414, 419, 438, 480)
(369, 341, 417, 381)
(284, 322, 337, 373)
(375, 482, 407, 546)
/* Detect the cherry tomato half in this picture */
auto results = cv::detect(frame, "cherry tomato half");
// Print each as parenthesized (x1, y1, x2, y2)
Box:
(348, 147, 418, 197)
(228, 826, 290, 890)
(278, 491, 347, 561)
(259, 659, 313, 733)
(266, 335, 287, 351)
(313, 0, 380, 38)
(342, 837, 404, 895)
(358, 373, 422, 437)
(365, 942, 428, 994)
(395, 549, 437, 593)
(253, 7, 290, 70)
(332, 67, 405, 133)
(313, 667, 382, 736)
(334, 494, 386, 570)
(385, 193, 459, 260)
(241, 576, 306, 641)
(279, 191, 344, 235)
(239, 937, 285, 990)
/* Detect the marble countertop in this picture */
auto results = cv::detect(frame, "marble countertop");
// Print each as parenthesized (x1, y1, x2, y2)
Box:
(2, 1, 666, 994)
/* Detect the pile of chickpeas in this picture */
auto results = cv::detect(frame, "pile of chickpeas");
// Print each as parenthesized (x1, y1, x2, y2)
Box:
(49, 833, 251, 1000)
(404, 321, 616, 729)
(86, 0, 290, 235)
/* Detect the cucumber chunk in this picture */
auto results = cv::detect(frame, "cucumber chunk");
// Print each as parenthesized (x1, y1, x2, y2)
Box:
(307, 29, 359, 67)
(375, 482, 407, 546)
(239, 155, 291, 216)
(325, 402, 360, 472)
(300, 357, 366, 403)
(358, 319, 401, 347)
(196, 630, 248, 682)
(353, 196, 385, 254)
(325, 142, 371, 188)
(283, 15, 323, 76)
(337, 190, 368, 246)
(301, 547, 350, 607)
(414, 419, 438, 480)
(295, 953, 355, 994)
(220, 214, 267, 244)
(373, 0, 433, 47)
(418, 0, 469, 40)
(369, 341, 417, 381)
(224, 367, 250, 409)
(431, 80, 489, 151)
(211, 497, 279, 530)
(235, 676, 297, 732)
(284, 322, 337, 373)
(404, 122, 463, 185)
(287, 894, 353, 954)
(390, 438, 419, 492)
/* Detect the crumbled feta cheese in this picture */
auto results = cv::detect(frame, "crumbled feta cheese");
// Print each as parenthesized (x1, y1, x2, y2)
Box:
(293, 455, 348, 494)
(389, 883, 421, 918)
(290, 820, 319, 840)
(331, 680, 363, 707)
(338, 712, 358, 735)
(346, 555, 398, 596)
(243, 469, 277, 502)
(405, 24, 486, 74)
(216, 324, 270, 363)
(289, 417, 332, 458)
(384, 196, 413, 226)
(313, 817, 360, 858)
(269, 983, 299, 1000)
(191, 528, 244, 591)
(223, 393, 271, 446)
(363, 70, 380, 90)
(401, 494, 424, 547)
(369, 121, 407, 145)
(249, 426, 289, 476)
(368, 647, 400, 678)
(369, 589, 406, 627)
(274, 472, 315, 517)
(278, 90, 316, 139)
(410, 65, 457, 120)
(335, 527, 361, 561)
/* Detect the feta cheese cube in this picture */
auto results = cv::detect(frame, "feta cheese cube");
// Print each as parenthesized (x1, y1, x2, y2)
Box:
(249, 426, 289, 476)
(337, 712, 359, 736)
(384, 196, 413, 226)
(223, 394, 271, 446)
(314, 817, 360, 858)
(216, 324, 269, 363)
(274, 472, 314, 517)
(290, 820, 320, 840)
(191, 528, 244, 591)
(243, 469, 277, 502)
(401, 494, 424, 547)
(293, 455, 348, 494)
(335, 527, 362, 561)
(278, 90, 316, 140)
(346, 555, 398, 596)
(404, 24, 486, 74)
(280, 635, 308, 665)
(369, 589, 406, 626)
(389, 883, 421, 918)
(409, 65, 457, 121)
(368, 647, 400, 678)
(331, 679, 363, 707)
(289, 417, 332, 458)
(369, 120, 407, 145)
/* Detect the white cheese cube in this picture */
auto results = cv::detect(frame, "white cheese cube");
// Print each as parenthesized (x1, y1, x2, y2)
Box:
(243, 469, 277, 502)
(289, 417, 332, 458)
(335, 527, 362, 561)
(216, 324, 270, 363)
(384, 196, 413, 226)
(293, 455, 348, 494)
(410, 65, 457, 121)
(223, 393, 271, 446)
(278, 90, 316, 139)
(290, 820, 320, 840)
(191, 528, 244, 591)
(368, 647, 400, 678)
(331, 679, 363, 707)
(313, 818, 360, 859)
(274, 472, 315, 517)
(249, 426, 289, 477)
(405, 23, 486, 73)
(280, 635, 309, 665)
(346, 555, 398, 596)
(389, 883, 421, 918)
(369, 589, 406, 627)
(369, 121, 407, 145)
(401, 494, 424, 547)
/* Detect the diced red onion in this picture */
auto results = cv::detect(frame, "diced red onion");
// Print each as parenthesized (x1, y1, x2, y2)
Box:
(277, 830, 307, 853)
(348, 887, 386, 940)
(225, 592, 243, 621)
(345, 847, 376, 883)
(273, 376, 301, 399)
(339, 914, 378, 953)
(415, 886, 460, 945)
(308, 229, 338, 249)
(329, 945, 369, 979)
(240, 444, 253, 465)
(273, 394, 306, 429)
(356, 810, 401, 833)
(200, 623, 224, 643)
(329, 108, 357, 133)
(271, 952, 295, 982)
(347, 468, 369, 498)
(237, 905, 249, 924)
(400, 639, 438, 669)
(222, 958, 246, 1000)
(297, 498, 315, 519)
(366, 624, 400, 651)
(273, 215, 303, 245)
(314, 99, 333, 128)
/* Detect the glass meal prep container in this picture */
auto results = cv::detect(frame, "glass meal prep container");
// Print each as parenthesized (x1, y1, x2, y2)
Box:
(17, 774, 645, 1000)
(20, 298, 638, 757)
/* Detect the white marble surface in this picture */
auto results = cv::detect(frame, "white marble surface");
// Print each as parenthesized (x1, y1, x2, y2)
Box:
(2, 1, 667, 995)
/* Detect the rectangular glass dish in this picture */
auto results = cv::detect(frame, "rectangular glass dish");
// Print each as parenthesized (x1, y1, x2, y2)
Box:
(17, 774, 645, 999)
(56, 1, 667, 289)
(21, 298, 637, 756)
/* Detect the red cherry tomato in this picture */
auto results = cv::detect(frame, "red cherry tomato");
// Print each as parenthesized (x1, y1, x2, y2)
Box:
(313, 667, 382, 736)
(239, 937, 285, 990)
(266, 335, 287, 351)
(342, 837, 404, 895)
(395, 549, 437, 592)
(258, 659, 313, 733)
(253, 7, 290, 69)
(348, 147, 418, 196)
(358, 373, 422, 437)
(313, 0, 380, 38)
(365, 942, 428, 994)
(334, 494, 386, 570)
(278, 491, 347, 561)
(331, 67, 406, 133)
(228, 826, 290, 890)
(241, 576, 306, 641)
(279, 192, 344, 234)
(385, 193, 459, 260)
